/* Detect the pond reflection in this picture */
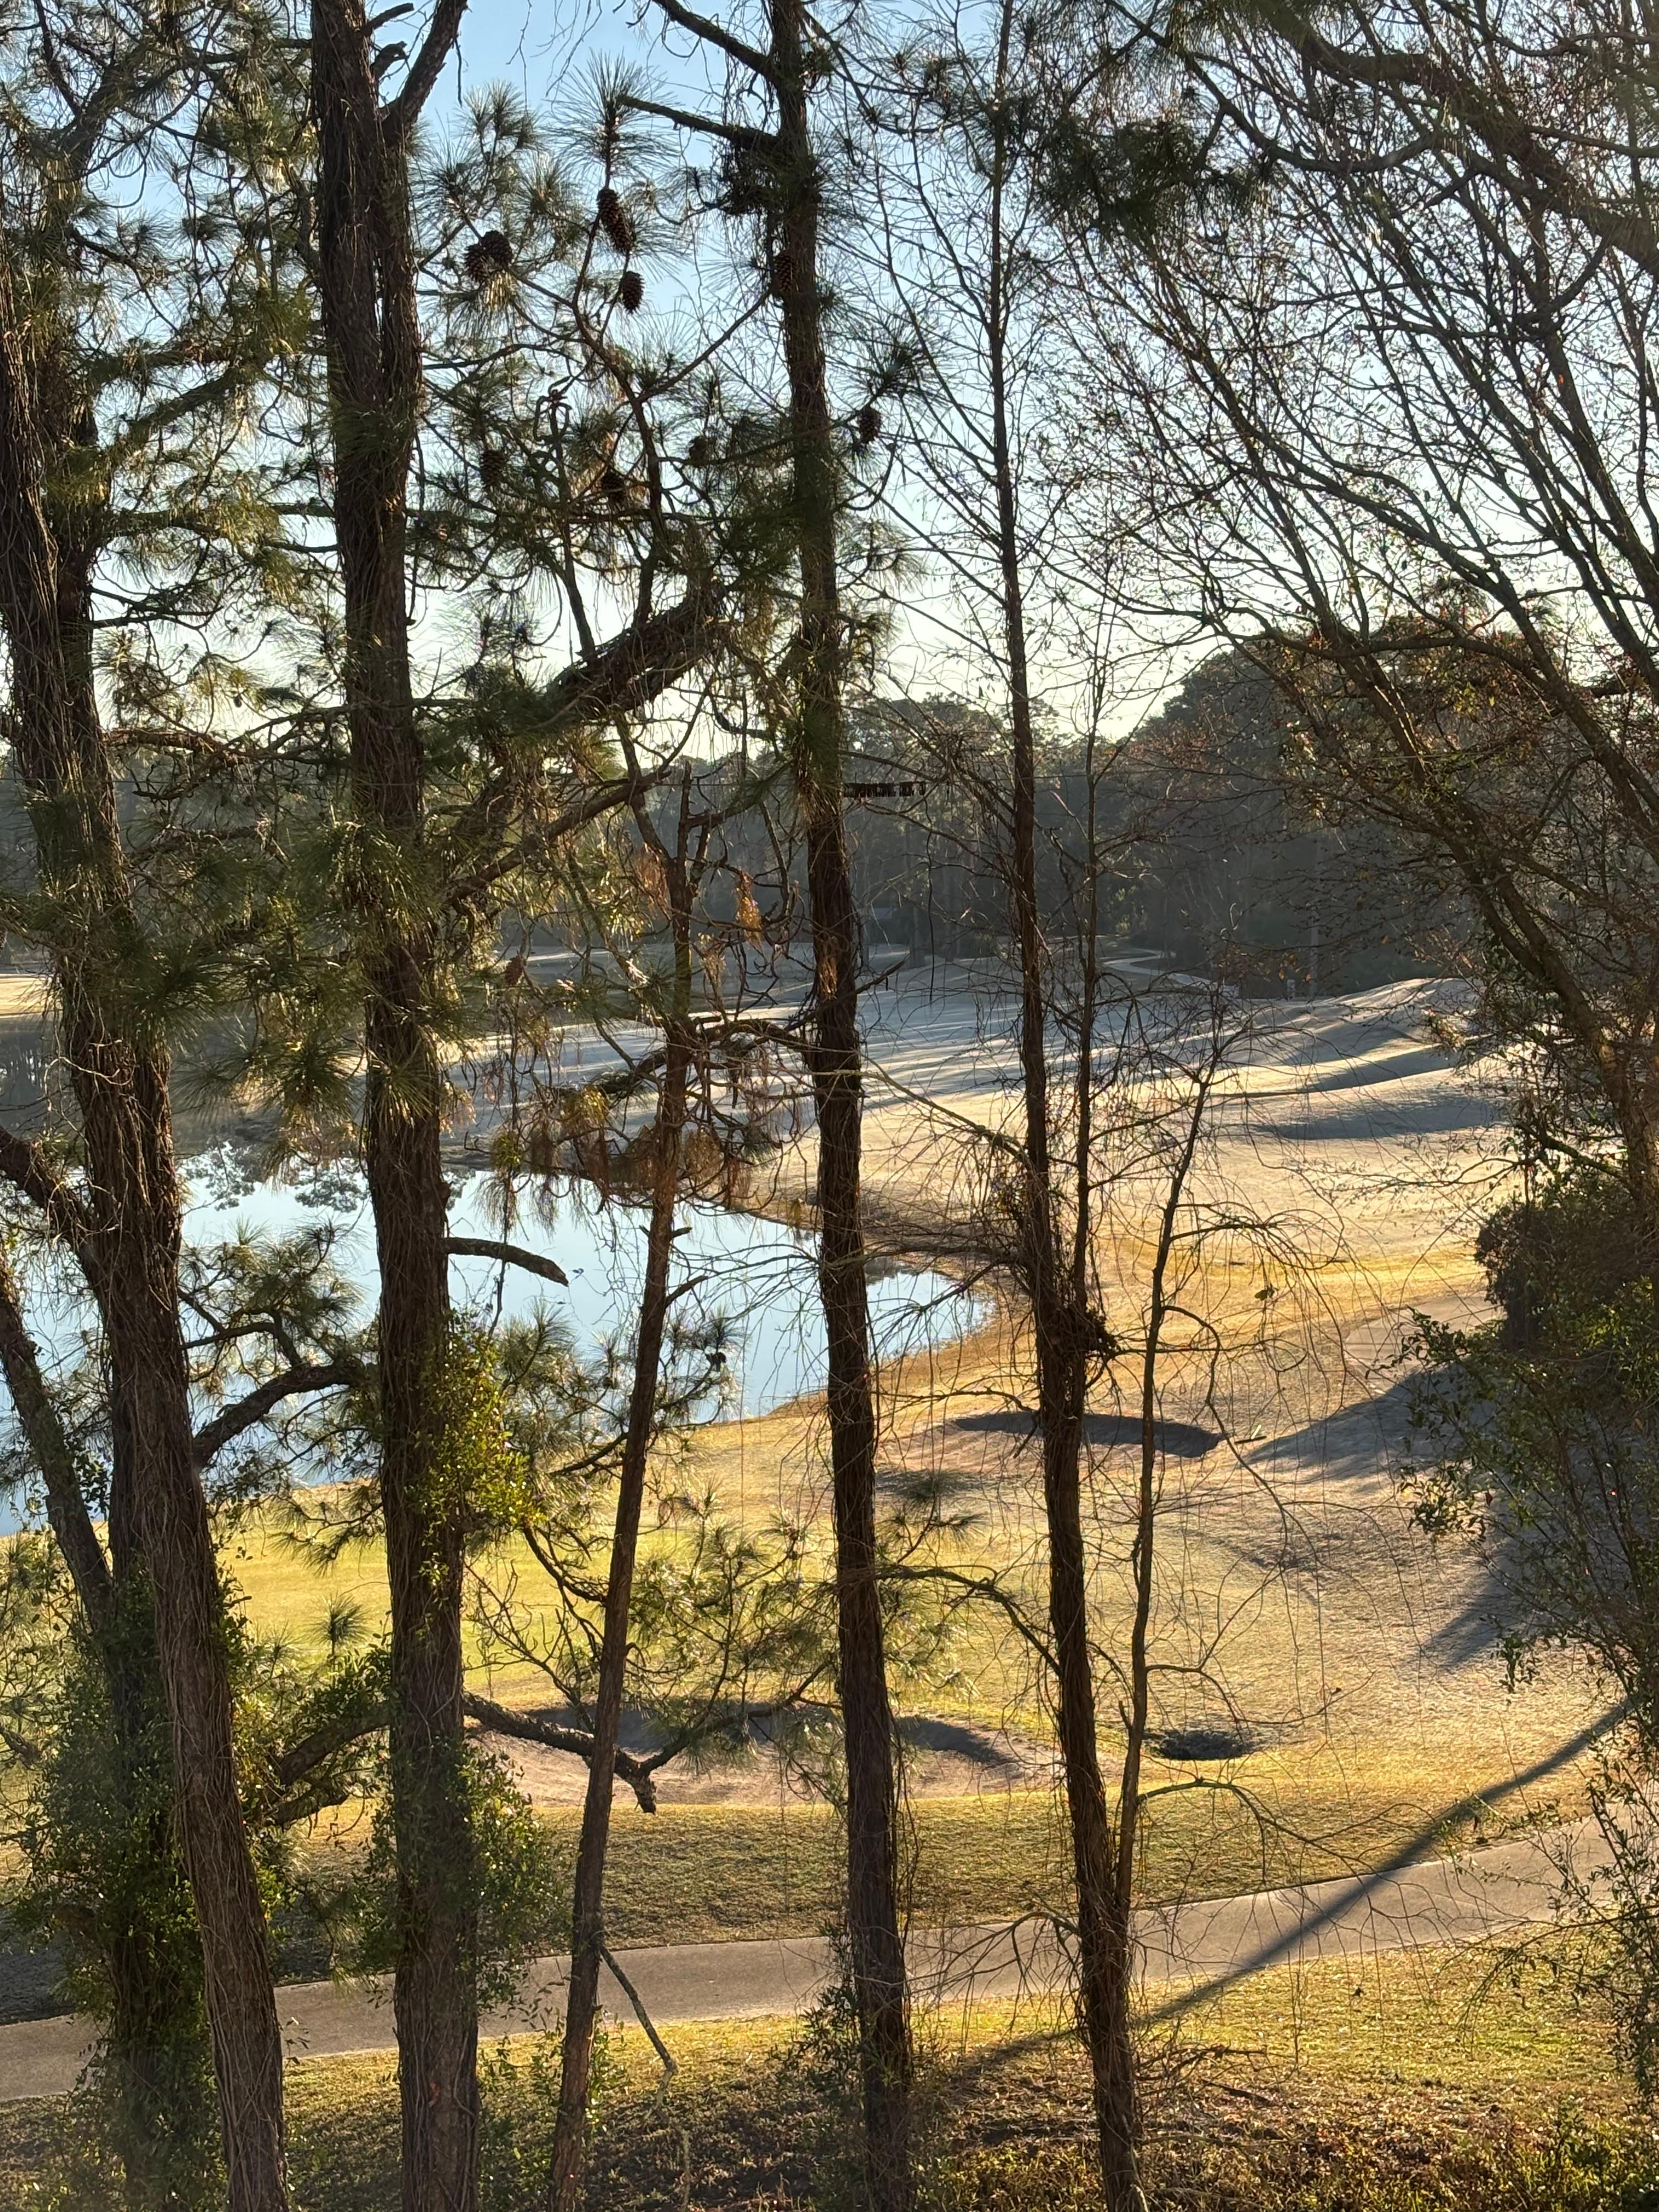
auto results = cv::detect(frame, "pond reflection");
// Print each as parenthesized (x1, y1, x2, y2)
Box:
(0, 1138, 982, 1534)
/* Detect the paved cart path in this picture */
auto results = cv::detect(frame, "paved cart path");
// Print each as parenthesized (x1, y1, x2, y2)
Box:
(0, 1821, 1611, 2102)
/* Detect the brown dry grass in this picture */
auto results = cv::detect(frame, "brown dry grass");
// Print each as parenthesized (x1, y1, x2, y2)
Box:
(0, 1933, 1633, 2211)
(217, 988, 1608, 1938)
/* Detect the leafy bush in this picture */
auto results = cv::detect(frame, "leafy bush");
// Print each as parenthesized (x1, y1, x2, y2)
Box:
(6, 1586, 219, 2212)
(477, 2030, 618, 2211)
(1406, 1164, 1659, 1717)
(1407, 1163, 1659, 2092)
(334, 1740, 561, 2006)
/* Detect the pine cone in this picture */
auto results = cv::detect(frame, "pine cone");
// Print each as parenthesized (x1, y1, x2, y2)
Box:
(596, 186, 637, 256)
(618, 268, 644, 313)
(464, 229, 514, 283)
(857, 403, 883, 447)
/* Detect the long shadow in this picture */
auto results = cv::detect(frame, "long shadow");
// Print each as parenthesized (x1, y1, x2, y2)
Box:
(1139, 1702, 1627, 2024)
(1243, 1369, 1545, 1667)
(896, 1713, 1027, 1769)
(1243, 1373, 1421, 1485)
(956, 1409, 1221, 1459)
(1248, 1089, 1505, 1143)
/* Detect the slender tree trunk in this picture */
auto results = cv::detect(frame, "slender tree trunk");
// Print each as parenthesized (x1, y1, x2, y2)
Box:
(805, 791, 914, 2212)
(772, 6, 913, 2201)
(979, 9, 1139, 2196)
(0, 1258, 218, 2209)
(64, 672, 288, 2212)
(310, 10, 477, 2204)
(368, 964, 472, 2212)
(90, 1080, 290, 2212)
(0, 1248, 112, 1631)
(546, 814, 695, 2212)
(0, 252, 290, 2212)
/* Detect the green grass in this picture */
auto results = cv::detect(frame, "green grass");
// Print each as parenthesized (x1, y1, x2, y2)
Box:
(298, 1776, 1564, 1958)
(0, 1760, 1564, 2023)
(1170, 1933, 1621, 2094)
(586, 1783, 1549, 1949)
(0, 1937, 1639, 2211)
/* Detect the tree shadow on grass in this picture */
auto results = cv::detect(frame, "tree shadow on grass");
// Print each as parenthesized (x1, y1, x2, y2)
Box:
(955, 1410, 1222, 1460)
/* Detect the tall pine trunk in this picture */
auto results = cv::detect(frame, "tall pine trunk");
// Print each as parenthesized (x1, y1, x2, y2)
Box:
(773, 5, 913, 2200)
(624, 5, 915, 2177)
(311, 7, 476, 2206)
(0, 258, 289, 2212)
(981, 4, 1139, 2193)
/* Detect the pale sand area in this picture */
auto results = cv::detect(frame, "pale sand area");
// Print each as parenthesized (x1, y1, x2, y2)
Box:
(852, 974, 1606, 1820)
(489, 1712, 1058, 1809)
(487, 971, 1607, 1829)
(5, 954, 1595, 1829)
(0, 973, 48, 1022)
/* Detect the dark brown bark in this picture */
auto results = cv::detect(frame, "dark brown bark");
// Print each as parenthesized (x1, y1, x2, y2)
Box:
(771, 5, 914, 2200)
(312, 22, 729, 2195)
(546, 795, 695, 2212)
(980, 6, 1137, 2194)
(442, 1239, 570, 1288)
(0, 1255, 217, 2210)
(309, 7, 475, 2207)
(0, 1246, 113, 1632)
(190, 1359, 357, 1471)
(88, 1106, 284, 2212)
(808, 838, 913, 2212)
(632, 15, 917, 2187)
(0, 253, 288, 2212)
(458, 1694, 662, 1809)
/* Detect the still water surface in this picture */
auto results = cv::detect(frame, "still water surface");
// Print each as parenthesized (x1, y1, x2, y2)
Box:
(0, 1153, 979, 1533)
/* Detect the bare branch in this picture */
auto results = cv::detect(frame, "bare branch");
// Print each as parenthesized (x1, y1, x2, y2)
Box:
(621, 91, 775, 152)
(882, 1561, 1057, 1673)
(0, 1713, 40, 1765)
(0, 1127, 94, 1265)
(1297, 29, 1659, 284)
(190, 1359, 357, 1471)
(270, 1704, 385, 1794)
(444, 1238, 569, 1289)
(0, 1246, 111, 1633)
(646, 0, 772, 86)
(599, 1943, 678, 2073)
(461, 1691, 661, 1810)
(380, 0, 466, 139)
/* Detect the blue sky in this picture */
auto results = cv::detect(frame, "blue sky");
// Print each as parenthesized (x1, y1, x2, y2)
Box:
(432, 0, 685, 121)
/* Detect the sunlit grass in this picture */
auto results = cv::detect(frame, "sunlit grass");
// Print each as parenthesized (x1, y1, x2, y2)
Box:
(275, 1758, 1581, 1969)
(0, 1933, 1632, 2211)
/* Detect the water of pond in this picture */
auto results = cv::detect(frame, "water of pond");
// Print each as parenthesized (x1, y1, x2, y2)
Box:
(0, 1154, 981, 1534)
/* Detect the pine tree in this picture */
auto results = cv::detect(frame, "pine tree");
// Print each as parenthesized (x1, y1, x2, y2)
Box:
(303, 18, 727, 2205)
(617, 5, 917, 2200)
(0, 7, 313, 2206)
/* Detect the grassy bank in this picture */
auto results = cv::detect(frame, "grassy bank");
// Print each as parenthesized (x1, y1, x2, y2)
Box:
(537, 1776, 1565, 1951)
(0, 1773, 1571, 2023)
(270, 1773, 1560, 1983)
